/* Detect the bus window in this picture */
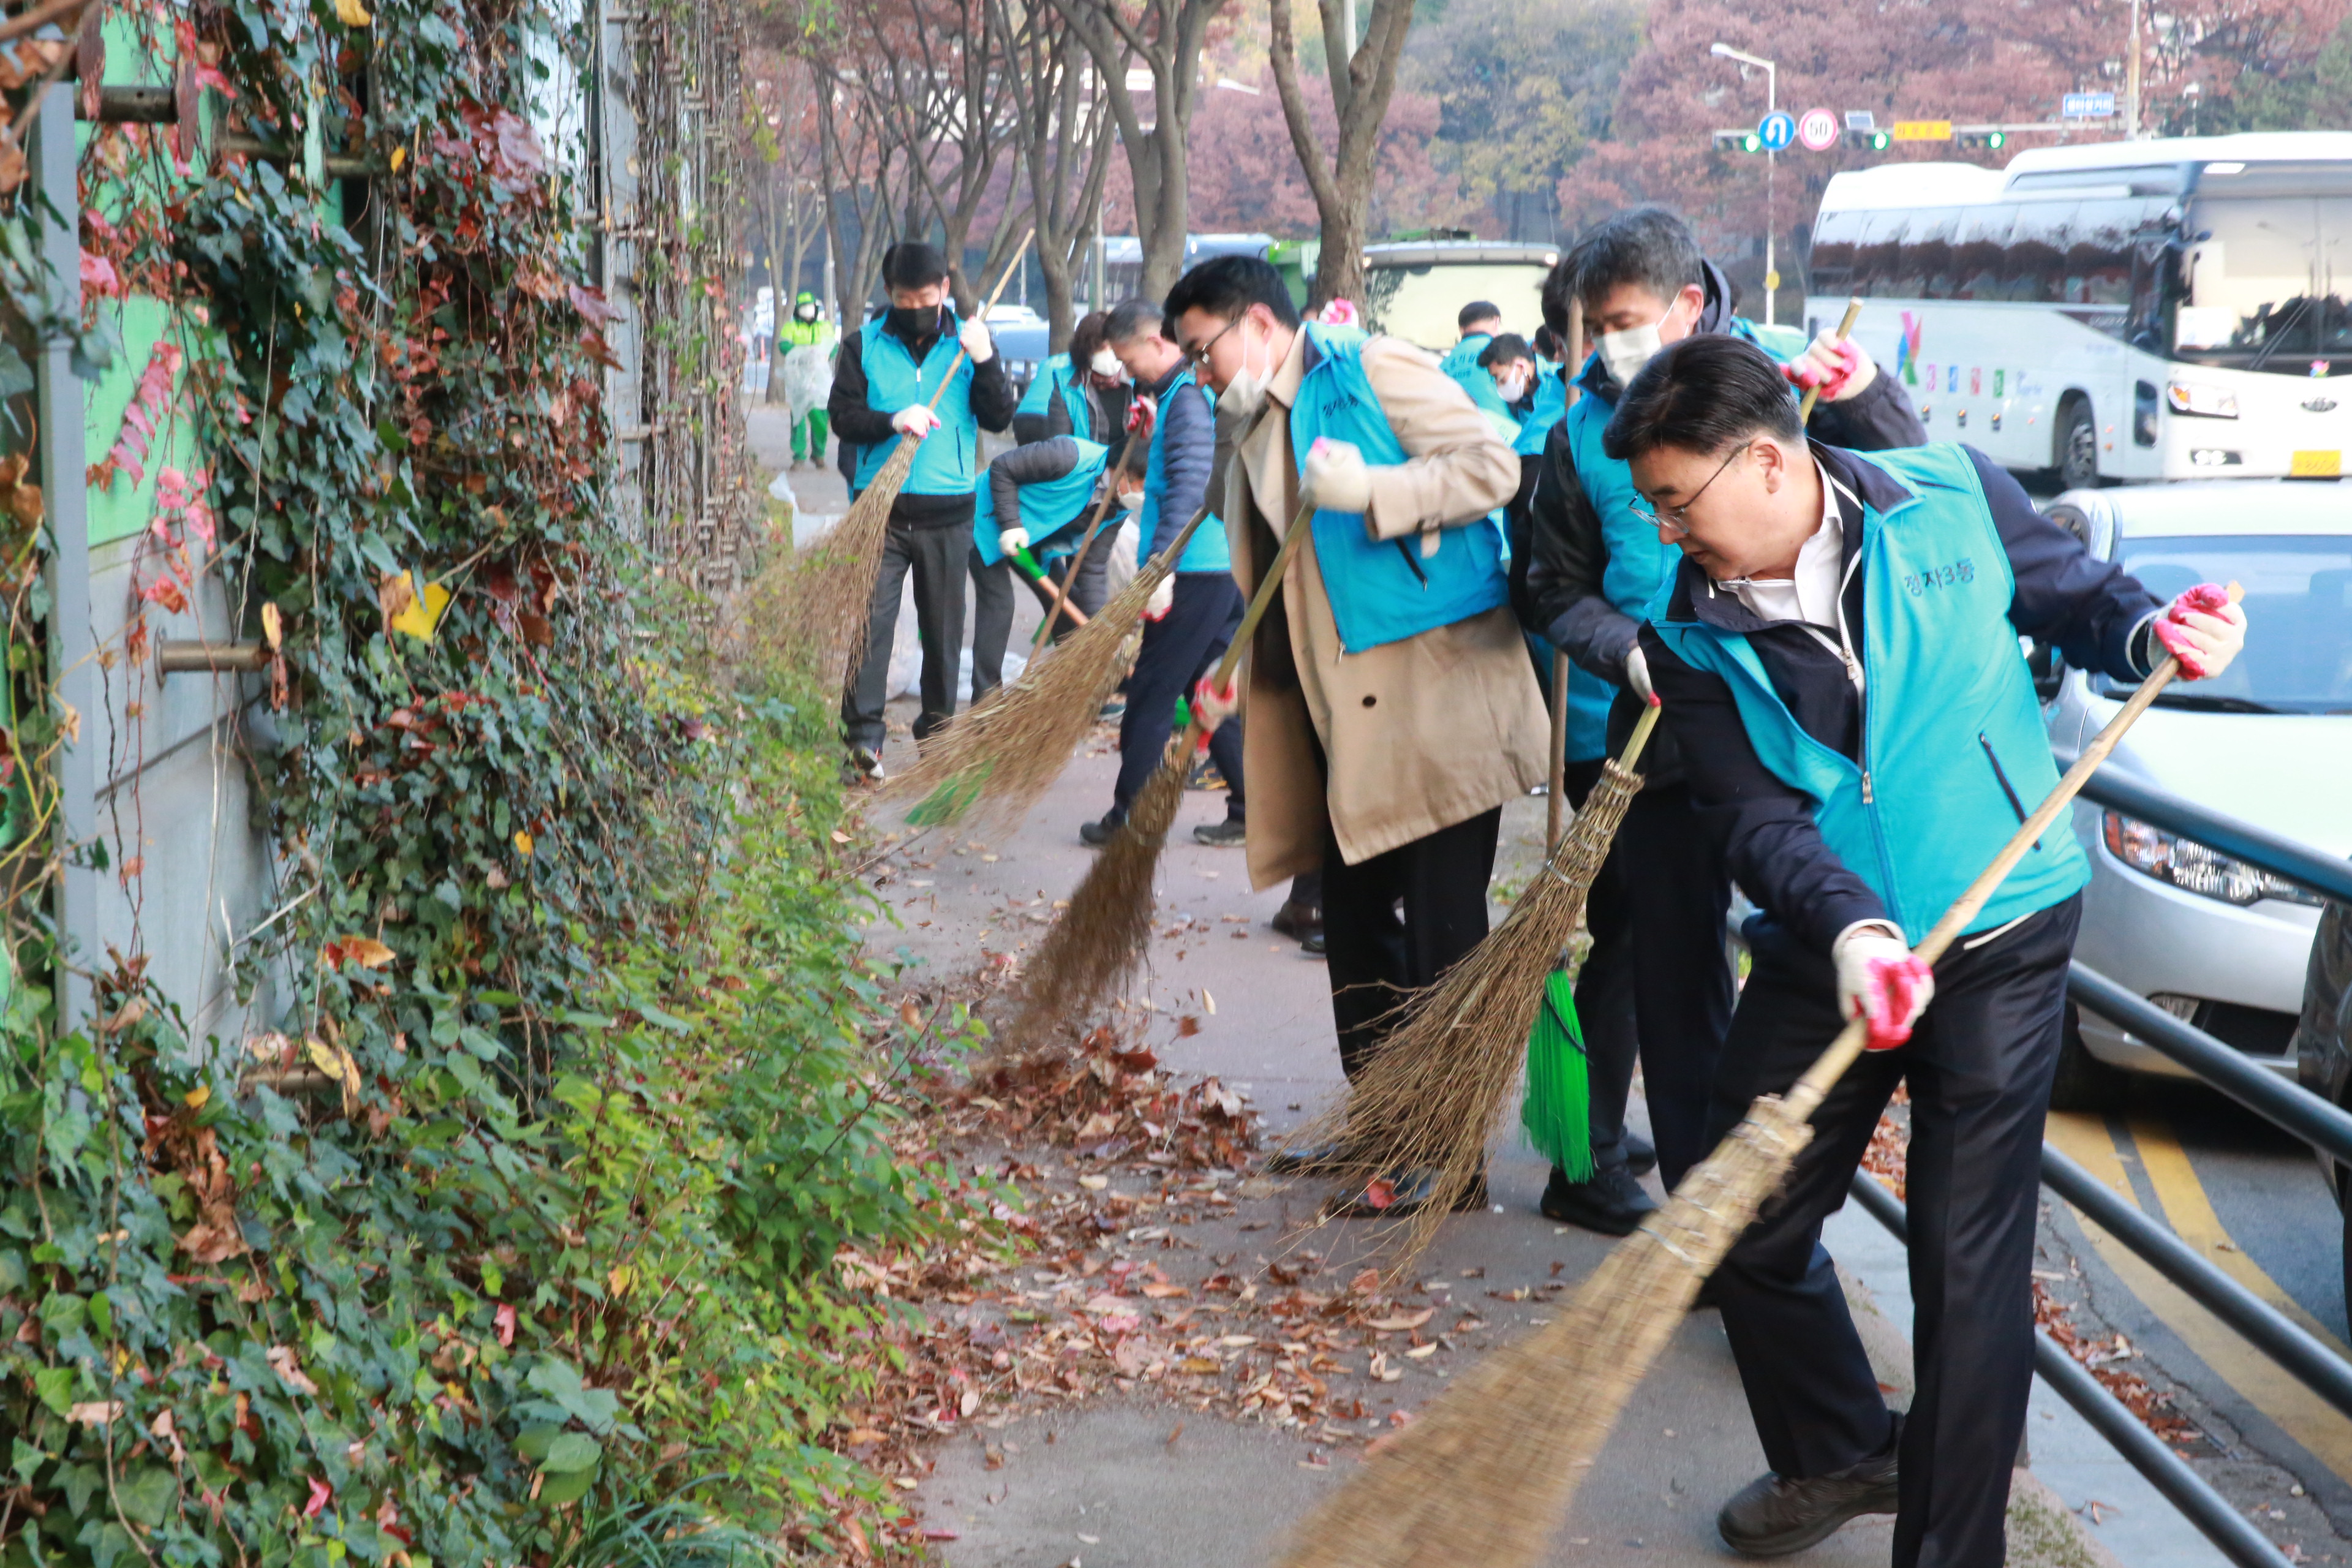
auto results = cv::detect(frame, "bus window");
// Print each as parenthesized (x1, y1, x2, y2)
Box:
(1953, 205, 2014, 300)
(2004, 200, 2075, 303)
(1854, 211, 1906, 298)
(1809, 207, 1863, 297)
(2179, 189, 2352, 369)
(2067, 198, 2141, 306)
(1899, 208, 1959, 300)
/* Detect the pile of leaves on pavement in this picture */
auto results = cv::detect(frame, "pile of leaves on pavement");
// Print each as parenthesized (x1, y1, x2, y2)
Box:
(807, 1011, 1531, 1559)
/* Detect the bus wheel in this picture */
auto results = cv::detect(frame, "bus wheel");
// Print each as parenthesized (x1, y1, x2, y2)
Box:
(2056, 397, 2100, 490)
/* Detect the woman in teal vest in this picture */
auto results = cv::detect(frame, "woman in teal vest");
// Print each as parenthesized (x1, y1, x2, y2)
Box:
(1613, 333, 2245, 1567)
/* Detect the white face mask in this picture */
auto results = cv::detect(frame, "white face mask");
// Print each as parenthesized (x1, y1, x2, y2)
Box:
(1090, 349, 1124, 379)
(1216, 316, 1273, 420)
(1597, 303, 1676, 389)
(1495, 371, 1530, 403)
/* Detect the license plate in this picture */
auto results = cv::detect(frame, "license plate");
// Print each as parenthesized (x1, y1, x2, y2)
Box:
(2291, 449, 2342, 477)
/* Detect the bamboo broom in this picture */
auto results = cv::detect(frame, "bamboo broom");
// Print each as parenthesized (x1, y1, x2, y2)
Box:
(998, 499, 1315, 1055)
(886, 502, 1212, 832)
(1280, 703, 1661, 1259)
(1269, 621, 2216, 1568)
(790, 236, 1033, 683)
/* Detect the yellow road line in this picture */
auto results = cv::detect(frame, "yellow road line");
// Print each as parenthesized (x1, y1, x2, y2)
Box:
(2128, 1110, 2350, 1355)
(2043, 1111, 2352, 1485)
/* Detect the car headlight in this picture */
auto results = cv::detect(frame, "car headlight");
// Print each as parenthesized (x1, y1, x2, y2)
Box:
(2102, 811, 2323, 907)
(2166, 380, 2240, 418)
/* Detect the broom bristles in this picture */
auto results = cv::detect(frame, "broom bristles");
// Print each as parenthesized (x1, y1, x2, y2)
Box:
(1270, 1094, 1815, 1568)
(884, 538, 1184, 832)
(1276, 753, 1646, 1268)
(998, 723, 1195, 1057)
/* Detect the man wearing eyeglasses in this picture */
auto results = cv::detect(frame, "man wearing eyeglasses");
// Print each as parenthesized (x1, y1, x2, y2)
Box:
(1162, 255, 1545, 1219)
(1521, 208, 1924, 1238)
(1618, 332, 2242, 1564)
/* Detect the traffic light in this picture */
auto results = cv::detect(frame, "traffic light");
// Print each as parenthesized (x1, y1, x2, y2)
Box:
(1868, 129, 1892, 151)
(1712, 130, 1765, 153)
(1958, 129, 2008, 149)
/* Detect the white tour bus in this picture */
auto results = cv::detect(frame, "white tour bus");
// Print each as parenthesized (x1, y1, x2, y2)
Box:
(1806, 132, 2352, 486)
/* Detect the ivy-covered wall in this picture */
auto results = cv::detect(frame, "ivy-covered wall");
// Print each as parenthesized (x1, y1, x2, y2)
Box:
(1, 0, 965, 1561)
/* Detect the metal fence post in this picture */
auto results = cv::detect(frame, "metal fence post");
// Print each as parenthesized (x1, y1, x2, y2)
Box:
(32, 82, 97, 1033)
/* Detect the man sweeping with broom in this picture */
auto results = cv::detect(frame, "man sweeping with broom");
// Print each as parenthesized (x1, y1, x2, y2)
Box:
(1164, 255, 1544, 1218)
(1612, 333, 2244, 1564)
(1523, 208, 1924, 1235)
(830, 242, 1018, 783)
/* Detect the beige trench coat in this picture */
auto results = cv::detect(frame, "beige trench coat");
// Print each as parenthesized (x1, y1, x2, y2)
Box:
(1219, 329, 1548, 891)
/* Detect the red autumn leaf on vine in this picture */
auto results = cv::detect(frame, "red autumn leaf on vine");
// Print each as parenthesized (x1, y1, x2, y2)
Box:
(304, 1477, 333, 1518)
(80, 249, 123, 298)
(141, 576, 188, 615)
(566, 284, 616, 326)
(91, 341, 183, 491)
(495, 1303, 516, 1346)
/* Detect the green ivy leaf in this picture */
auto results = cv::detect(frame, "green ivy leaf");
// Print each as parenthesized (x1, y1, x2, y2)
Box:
(31, 1365, 73, 1416)
(114, 1462, 177, 1527)
(539, 1432, 600, 1474)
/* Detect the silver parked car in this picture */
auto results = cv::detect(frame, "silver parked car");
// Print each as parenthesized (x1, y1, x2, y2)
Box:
(2036, 479, 2352, 1108)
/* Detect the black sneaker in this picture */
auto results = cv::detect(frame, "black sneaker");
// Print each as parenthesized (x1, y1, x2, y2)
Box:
(1538, 1165, 1657, 1237)
(1323, 1168, 1488, 1219)
(1262, 1137, 1365, 1176)
(1624, 1131, 1658, 1178)
(1717, 1417, 1901, 1558)
(1079, 812, 1126, 848)
(841, 748, 885, 786)
(1193, 816, 1246, 847)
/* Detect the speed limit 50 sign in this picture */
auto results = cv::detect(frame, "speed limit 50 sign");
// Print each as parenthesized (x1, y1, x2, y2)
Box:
(1796, 107, 1841, 151)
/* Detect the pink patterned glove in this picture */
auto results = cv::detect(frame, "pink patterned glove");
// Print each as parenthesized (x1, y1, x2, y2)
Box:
(2152, 582, 2245, 680)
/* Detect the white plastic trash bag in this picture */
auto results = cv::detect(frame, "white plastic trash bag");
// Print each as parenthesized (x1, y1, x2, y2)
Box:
(782, 344, 833, 420)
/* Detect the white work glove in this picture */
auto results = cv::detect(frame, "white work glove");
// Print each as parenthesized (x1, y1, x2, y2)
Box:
(1831, 923, 1934, 1051)
(1144, 573, 1175, 622)
(1300, 437, 1373, 514)
(1192, 673, 1240, 733)
(1783, 335, 1876, 403)
(997, 526, 1030, 556)
(891, 404, 941, 439)
(2152, 583, 2245, 680)
(1623, 644, 1657, 706)
(957, 316, 995, 364)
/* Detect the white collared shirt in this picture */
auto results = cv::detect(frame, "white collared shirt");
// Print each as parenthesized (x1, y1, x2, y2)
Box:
(1723, 459, 1866, 696)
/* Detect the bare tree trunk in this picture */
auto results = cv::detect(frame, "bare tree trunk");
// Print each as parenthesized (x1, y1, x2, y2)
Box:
(1266, 0, 1413, 308)
(995, 0, 1117, 349)
(1046, 0, 1228, 299)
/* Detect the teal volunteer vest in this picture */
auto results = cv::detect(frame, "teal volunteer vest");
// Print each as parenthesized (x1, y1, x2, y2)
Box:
(1288, 324, 1509, 653)
(975, 439, 1110, 567)
(1649, 443, 2090, 944)
(853, 318, 981, 496)
(1558, 317, 1800, 758)
(1016, 355, 1095, 438)
(1139, 368, 1228, 575)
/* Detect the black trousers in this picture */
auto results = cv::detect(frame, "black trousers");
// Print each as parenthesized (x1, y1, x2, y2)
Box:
(840, 516, 970, 752)
(969, 545, 1014, 701)
(1322, 806, 1502, 1083)
(1113, 573, 1245, 816)
(1710, 895, 2081, 1568)
(1558, 768, 1736, 1188)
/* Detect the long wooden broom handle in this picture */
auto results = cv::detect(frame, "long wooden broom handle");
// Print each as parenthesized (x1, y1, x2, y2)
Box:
(1153, 497, 1317, 767)
(1545, 649, 1570, 851)
(1796, 296, 1865, 424)
(913, 231, 1035, 418)
(1784, 586, 2239, 1120)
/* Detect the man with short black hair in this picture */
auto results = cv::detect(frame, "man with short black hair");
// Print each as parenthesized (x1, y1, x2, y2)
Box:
(1087, 295, 1247, 849)
(1615, 332, 2244, 1565)
(1476, 333, 1537, 423)
(1164, 254, 1542, 1215)
(1440, 300, 1510, 425)
(830, 242, 1018, 781)
(1521, 206, 1923, 1234)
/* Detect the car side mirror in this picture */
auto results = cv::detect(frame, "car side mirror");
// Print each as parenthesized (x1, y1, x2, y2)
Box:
(2027, 638, 2065, 704)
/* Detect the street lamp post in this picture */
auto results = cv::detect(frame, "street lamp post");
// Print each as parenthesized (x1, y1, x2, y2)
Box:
(1712, 42, 1778, 326)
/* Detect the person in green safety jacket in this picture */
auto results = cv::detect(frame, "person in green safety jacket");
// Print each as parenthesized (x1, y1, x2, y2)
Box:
(777, 291, 834, 469)
(1439, 300, 1513, 429)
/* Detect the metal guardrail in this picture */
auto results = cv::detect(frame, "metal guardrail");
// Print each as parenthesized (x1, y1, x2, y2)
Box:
(1838, 765, 2351, 1568)
(1846, 1174, 2294, 1568)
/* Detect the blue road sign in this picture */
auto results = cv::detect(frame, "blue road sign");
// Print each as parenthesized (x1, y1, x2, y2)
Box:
(2063, 91, 2117, 119)
(1758, 110, 1797, 151)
